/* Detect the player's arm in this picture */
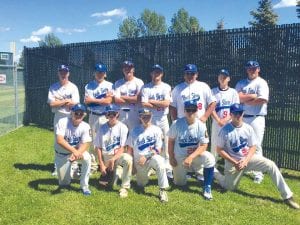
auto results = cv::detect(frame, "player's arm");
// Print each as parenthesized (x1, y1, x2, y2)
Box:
(216, 146, 238, 166)
(49, 98, 68, 108)
(56, 135, 80, 157)
(96, 147, 107, 175)
(200, 101, 216, 123)
(238, 92, 257, 103)
(141, 101, 154, 108)
(120, 95, 139, 103)
(169, 106, 177, 121)
(236, 145, 256, 170)
(77, 142, 91, 155)
(244, 98, 268, 106)
(168, 137, 177, 167)
(184, 143, 208, 168)
(148, 99, 170, 108)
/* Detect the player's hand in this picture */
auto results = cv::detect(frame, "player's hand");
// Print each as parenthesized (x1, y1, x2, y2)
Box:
(236, 159, 248, 171)
(183, 156, 193, 168)
(84, 96, 94, 104)
(72, 151, 81, 160)
(138, 155, 147, 166)
(106, 91, 114, 97)
(105, 159, 115, 171)
(69, 154, 76, 162)
(100, 165, 107, 176)
(218, 118, 227, 127)
(169, 157, 177, 167)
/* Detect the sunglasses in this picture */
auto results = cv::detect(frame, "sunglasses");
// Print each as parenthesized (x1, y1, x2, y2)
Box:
(139, 114, 151, 119)
(107, 112, 118, 117)
(185, 72, 197, 75)
(232, 111, 244, 116)
(185, 108, 197, 113)
(74, 112, 84, 116)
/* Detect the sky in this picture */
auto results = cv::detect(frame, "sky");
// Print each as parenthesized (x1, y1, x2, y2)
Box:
(0, 0, 299, 61)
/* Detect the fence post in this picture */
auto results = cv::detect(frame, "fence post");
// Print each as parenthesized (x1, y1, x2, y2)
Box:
(13, 64, 19, 128)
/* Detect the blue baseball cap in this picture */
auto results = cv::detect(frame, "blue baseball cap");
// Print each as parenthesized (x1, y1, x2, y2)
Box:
(184, 100, 198, 109)
(58, 64, 69, 72)
(245, 61, 260, 69)
(184, 64, 198, 73)
(122, 60, 134, 68)
(138, 108, 152, 115)
(71, 103, 86, 112)
(105, 104, 120, 113)
(95, 63, 107, 73)
(230, 103, 244, 113)
(151, 64, 163, 72)
(219, 69, 230, 77)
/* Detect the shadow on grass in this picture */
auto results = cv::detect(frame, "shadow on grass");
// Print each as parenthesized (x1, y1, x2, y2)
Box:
(234, 189, 283, 204)
(281, 172, 300, 181)
(14, 163, 53, 172)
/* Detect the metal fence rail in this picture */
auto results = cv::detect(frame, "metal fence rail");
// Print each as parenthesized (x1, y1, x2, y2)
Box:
(24, 23, 300, 170)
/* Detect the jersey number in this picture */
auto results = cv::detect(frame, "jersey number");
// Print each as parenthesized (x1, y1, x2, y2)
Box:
(197, 103, 202, 110)
(223, 111, 228, 118)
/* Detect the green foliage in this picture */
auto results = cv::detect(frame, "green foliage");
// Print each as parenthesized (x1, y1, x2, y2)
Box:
(137, 9, 167, 36)
(0, 126, 300, 225)
(297, 0, 300, 19)
(249, 0, 278, 28)
(38, 33, 63, 47)
(169, 8, 204, 34)
(217, 18, 225, 30)
(118, 17, 140, 38)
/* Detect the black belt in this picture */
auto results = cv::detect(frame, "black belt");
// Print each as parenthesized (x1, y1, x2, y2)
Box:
(121, 108, 130, 112)
(55, 150, 71, 156)
(88, 111, 106, 116)
(244, 114, 265, 118)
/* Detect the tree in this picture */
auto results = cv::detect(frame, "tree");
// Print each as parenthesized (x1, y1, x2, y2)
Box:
(38, 33, 63, 47)
(118, 17, 140, 38)
(137, 9, 167, 36)
(18, 50, 24, 67)
(216, 19, 225, 30)
(168, 8, 204, 34)
(249, 0, 278, 28)
(297, 0, 300, 19)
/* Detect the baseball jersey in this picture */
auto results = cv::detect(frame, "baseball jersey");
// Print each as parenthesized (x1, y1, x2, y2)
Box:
(55, 117, 92, 155)
(211, 87, 240, 120)
(84, 80, 113, 114)
(168, 118, 209, 158)
(113, 77, 144, 111)
(94, 121, 128, 156)
(48, 81, 80, 115)
(235, 77, 269, 116)
(127, 124, 163, 163)
(141, 81, 171, 118)
(171, 81, 216, 119)
(217, 122, 258, 161)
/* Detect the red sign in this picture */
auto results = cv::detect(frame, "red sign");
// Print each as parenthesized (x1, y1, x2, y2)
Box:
(0, 74, 6, 84)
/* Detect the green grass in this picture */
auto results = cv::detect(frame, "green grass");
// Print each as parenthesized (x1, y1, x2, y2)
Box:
(0, 126, 300, 225)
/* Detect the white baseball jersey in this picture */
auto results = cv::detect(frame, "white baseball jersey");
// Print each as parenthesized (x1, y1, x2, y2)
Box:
(84, 80, 113, 114)
(235, 77, 269, 116)
(94, 121, 128, 156)
(55, 117, 92, 155)
(114, 77, 144, 111)
(127, 124, 163, 163)
(168, 118, 209, 158)
(171, 81, 216, 119)
(48, 81, 80, 115)
(217, 122, 258, 161)
(211, 87, 240, 120)
(141, 81, 171, 118)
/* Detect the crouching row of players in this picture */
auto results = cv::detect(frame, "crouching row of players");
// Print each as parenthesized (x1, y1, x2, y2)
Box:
(54, 102, 299, 209)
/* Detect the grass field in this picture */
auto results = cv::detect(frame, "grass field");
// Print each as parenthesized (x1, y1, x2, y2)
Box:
(0, 126, 299, 225)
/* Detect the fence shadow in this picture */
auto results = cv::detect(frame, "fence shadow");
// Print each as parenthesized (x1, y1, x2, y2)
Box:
(234, 189, 283, 204)
(14, 163, 53, 172)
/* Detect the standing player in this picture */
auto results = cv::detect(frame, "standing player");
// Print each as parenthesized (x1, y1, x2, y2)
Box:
(113, 60, 144, 130)
(211, 69, 239, 159)
(168, 101, 215, 200)
(94, 105, 133, 198)
(55, 103, 92, 195)
(216, 104, 299, 209)
(170, 64, 216, 122)
(140, 64, 172, 177)
(48, 64, 80, 176)
(84, 63, 113, 172)
(235, 61, 269, 184)
(127, 108, 169, 203)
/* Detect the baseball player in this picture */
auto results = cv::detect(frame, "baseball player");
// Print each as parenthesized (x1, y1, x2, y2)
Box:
(84, 63, 113, 172)
(94, 104, 133, 198)
(113, 60, 144, 130)
(168, 101, 215, 200)
(170, 64, 216, 122)
(54, 103, 92, 196)
(211, 69, 239, 159)
(140, 64, 172, 177)
(216, 104, 299, 209)
(235, 61, 269, 184)
(48, 64, 80, 176)
(127, 108, 169, 203)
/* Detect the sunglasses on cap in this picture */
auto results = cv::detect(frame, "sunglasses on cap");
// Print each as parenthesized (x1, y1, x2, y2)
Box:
(107, 112, 118, 117)
(74, 111, 84, 116)
(185, 108, 197, 113)
(231, 111, 244, 116)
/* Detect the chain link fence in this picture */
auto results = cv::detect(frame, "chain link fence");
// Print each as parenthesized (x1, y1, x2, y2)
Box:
(23, 23, 300, 170)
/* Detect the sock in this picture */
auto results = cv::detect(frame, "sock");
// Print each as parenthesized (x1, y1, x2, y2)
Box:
(204, 167, 214, 187)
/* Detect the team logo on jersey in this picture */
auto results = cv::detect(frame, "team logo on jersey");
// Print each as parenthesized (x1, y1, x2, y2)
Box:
(64, 134, 81, 147)
(137, 136, 156, 151)
(149, 93, 164, 101)
(243, 88, 255, 94)
(230, 136, 248, 153)
(63, 94, 72, 99)
(181, 93, 200, 103)
(179, 135, 199, 148)
(94, 88, 108, 99)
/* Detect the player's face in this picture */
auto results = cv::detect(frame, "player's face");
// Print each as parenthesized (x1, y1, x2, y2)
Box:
(123, 66, 135, 80)
(218, 74, 230, 87)
(151, 70, 163, 82)
(246, 67, 260, 80)
(58, 70, 69, 82)
(139, 113, 152, 125)
(230, 111, 244, 126)
(184, 107, 198, 120)
(95, 72, 106, 82)
(184, 72, 198, 84)
(72, 110, 85, 126)
(106, 112, 119, 123)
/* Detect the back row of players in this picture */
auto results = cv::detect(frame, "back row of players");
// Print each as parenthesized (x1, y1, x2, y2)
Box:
(47, 61, 299, 209)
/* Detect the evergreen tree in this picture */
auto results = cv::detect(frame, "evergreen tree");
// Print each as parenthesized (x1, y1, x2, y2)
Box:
(137, 9, 167, 36)
(38, 33, 63, 47)
(118, 17, 140, 38)
(297, 0, 300, 19)
(216, 19, 225, 30)
(249, 0, 278, 28)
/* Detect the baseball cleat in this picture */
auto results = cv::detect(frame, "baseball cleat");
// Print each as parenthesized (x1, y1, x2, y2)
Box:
(284, 197, 300, 209)
(159, 189, 168, 203)
(119, 188, 129, 198)
(82, 187, 92, 196)
(203, 185, 213, 200)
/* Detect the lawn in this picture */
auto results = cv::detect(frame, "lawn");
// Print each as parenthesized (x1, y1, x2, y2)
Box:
(0, 126, 299, 225)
